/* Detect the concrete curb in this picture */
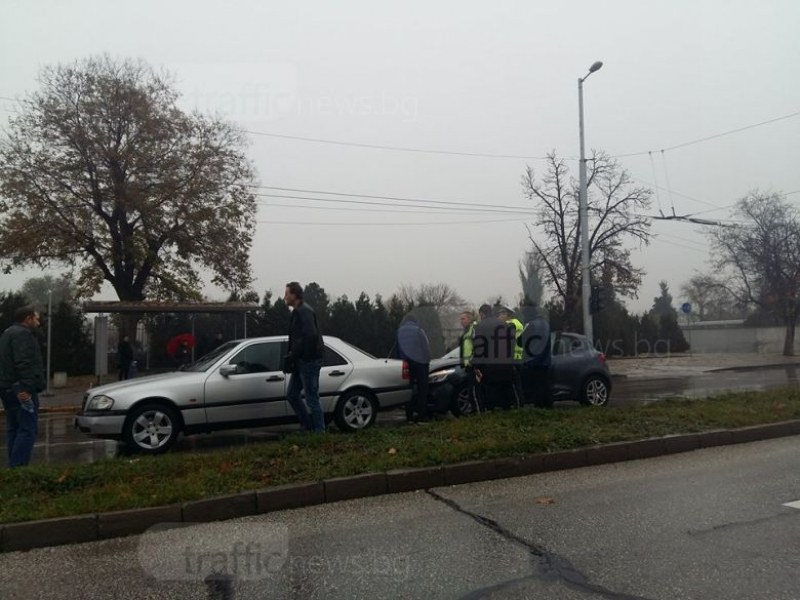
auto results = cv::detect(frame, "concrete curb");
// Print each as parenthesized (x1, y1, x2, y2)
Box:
(0, 405, 81, 416)
(2, 419, 799, 553)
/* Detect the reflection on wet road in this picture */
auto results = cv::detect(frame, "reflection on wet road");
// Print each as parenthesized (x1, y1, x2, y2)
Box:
(612, 364, 800, 405)
(2, 365, 798, 466)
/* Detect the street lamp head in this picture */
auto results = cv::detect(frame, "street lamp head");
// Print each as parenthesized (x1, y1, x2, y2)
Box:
(588, 61, 603, 74)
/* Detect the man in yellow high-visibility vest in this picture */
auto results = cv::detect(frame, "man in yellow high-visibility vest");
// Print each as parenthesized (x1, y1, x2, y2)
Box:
(459, 310, 476, 367)
(498, 306, 524, 406)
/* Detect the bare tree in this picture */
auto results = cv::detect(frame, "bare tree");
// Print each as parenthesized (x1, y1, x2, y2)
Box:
(522, 151, 652, 332)
(711, 192, 800, 355)
(395, 283, 466, 312)
(0, 55, 256, 305)
(680, 273, 747, 322)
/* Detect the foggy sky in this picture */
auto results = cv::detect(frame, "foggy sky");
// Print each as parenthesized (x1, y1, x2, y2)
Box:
(1, 0, 798, 313)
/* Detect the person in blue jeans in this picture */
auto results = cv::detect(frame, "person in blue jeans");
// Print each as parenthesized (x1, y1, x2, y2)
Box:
(283, 282, 325, 433)
(0, 306, 45, 467)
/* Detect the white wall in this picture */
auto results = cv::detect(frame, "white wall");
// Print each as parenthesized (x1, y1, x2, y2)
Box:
(681, 325, 798, 354)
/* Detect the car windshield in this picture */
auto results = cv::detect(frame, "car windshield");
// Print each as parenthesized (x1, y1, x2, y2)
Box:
(183, 341, 239, 372)
(442, 347, 460, 360)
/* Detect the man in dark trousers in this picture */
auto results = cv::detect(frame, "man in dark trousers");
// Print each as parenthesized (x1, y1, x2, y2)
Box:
(284, 281, 325, 433)
(0, 306, 45, 467)
(520, 305, 553, 407)
(471, 304, 518, 410)
(117, 335, 134, 380)
(397, 314, 431, 423)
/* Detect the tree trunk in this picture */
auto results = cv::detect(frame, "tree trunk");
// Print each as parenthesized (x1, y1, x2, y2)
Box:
(563, 294, 579, 333)
(783, 320, 796, 356)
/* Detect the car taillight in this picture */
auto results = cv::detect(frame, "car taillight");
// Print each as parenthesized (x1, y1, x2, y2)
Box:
(597, 353, 607, 364)
(402, 361, 410, 380)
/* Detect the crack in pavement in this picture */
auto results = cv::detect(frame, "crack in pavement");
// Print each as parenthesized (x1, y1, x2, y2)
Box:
(426, 489, 653, 600)
(687, 510, 798, 536)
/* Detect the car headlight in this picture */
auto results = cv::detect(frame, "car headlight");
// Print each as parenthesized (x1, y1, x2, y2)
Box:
(428, 368, 455, 384)
(86, 395, 114, 411)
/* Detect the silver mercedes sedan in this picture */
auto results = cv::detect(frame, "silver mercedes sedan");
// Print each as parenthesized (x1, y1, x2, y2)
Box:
(74, 336, 411, 453)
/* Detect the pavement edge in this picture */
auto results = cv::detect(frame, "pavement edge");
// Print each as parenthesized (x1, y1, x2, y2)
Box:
(2, 419, 799, 554)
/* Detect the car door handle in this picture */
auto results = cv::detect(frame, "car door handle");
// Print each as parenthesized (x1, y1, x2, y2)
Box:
(266, 375, 285, 382)
(329, 370, 346, 377)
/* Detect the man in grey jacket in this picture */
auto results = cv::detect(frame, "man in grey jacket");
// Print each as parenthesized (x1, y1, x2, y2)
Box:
(0, 306, 45, 467)
(397, 315, 431, 423)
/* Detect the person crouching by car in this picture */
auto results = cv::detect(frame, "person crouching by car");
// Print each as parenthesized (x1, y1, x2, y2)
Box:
(284, 281, 326, 433)
(397, 315, 431, 423)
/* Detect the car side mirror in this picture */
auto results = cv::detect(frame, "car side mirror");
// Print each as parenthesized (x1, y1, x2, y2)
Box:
(220, 364, 239, 378)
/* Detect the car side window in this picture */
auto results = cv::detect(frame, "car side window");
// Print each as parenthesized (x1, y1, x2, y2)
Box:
(552, 335, 569, 356)
(323, 346, 348, 367)
(228, 342, 282, 374)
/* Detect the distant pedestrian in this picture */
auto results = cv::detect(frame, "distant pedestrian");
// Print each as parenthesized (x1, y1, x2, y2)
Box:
(211, 332, 225, 350)
(0, 307, 45, 467)
(175, 341, 191, 369)
(284, 281, 325, 433)
(397, 315, 432, 423)
(117, 335, 134, 380)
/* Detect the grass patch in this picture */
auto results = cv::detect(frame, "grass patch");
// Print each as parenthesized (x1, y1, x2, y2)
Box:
(1, 388, 799, 524)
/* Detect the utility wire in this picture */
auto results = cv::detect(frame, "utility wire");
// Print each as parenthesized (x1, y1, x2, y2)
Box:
(257, 201, 531, 216)
(253, 192, 535, 215)
(244, 129, 550, 160)
(614, 109, 800, 158)
(251, 185, 533, 212)
(256, 216, 522, 227)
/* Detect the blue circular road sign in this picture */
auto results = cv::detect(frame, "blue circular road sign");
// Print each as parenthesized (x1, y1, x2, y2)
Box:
(681, 302, 692, 314)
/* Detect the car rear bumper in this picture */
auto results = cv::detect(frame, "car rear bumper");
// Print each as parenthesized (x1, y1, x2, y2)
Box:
(377, 388, 413, 409)
(74, 413, 126, 437)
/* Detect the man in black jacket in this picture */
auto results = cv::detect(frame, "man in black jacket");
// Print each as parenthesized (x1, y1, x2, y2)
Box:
(471, 304, 518, 410)
(284, 282, 325, 433)
(0, 306, 45, 467)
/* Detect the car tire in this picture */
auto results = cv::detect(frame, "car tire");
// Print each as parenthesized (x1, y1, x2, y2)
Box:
(579, 376, 610, 407)
(450, 382, 476, 417)
(122, 403, 181, 454)
(334, 390, 378, 432)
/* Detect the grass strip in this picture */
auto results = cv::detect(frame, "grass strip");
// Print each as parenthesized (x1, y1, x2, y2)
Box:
(1, 388, 798, 524)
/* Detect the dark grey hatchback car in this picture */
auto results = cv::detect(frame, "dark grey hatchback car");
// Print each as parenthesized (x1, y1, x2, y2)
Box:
(428, 332, 612, 416)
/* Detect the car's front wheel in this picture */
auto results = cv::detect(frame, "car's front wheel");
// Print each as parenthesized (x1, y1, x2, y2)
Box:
(579, 376, 610, 407)
(450, 382, 476, 417)
(122, 403, 181, 454)
(334, 390, 378, 432)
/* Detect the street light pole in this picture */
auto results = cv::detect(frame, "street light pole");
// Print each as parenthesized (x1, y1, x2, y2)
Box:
(578, 60, 603, 344)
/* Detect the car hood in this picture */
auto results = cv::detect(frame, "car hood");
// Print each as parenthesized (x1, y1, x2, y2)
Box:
(87, 371, 197, 396)
(430, 357, 460, 372)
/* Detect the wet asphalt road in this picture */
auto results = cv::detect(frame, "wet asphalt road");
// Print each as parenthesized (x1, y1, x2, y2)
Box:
(2, 366, 799, 466)
(1, 435, 799, 599)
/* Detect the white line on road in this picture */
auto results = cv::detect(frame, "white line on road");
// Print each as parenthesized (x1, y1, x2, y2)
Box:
(782, 500, 800, 510)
